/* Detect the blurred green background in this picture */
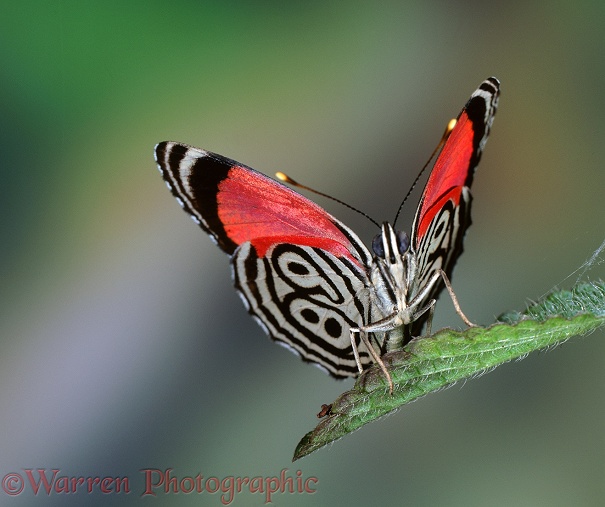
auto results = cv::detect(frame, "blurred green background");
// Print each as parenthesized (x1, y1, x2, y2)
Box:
(1, 1, 604, 505)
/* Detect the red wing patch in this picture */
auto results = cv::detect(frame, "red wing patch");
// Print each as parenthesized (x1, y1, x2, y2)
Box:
(218, 166, 363, 263)
(412, 77, 499, 248)
(414, 110, 474, 241)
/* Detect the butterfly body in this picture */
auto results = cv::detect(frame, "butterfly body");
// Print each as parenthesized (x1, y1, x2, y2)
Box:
(155, 77, 500, 383)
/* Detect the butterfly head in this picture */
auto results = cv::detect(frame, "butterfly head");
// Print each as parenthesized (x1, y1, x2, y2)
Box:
(372, 222, 410, 264)
(369, 222, 415, 315)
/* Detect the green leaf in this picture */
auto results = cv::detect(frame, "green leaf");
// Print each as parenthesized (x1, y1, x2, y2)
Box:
(293, 281, 605, 461)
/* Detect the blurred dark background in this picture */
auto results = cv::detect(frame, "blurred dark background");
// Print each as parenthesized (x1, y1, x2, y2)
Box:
(1, 2, 604, 505)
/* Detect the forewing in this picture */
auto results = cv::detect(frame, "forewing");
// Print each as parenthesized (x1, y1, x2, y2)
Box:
(410, 77, 500, 332)
(154, 141, 371, 267)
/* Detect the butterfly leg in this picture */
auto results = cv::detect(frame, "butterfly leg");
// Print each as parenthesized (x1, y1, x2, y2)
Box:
(436, 269, 476, 327)
(423, 302, 435, 336)
(350, 329, 394, 394)
(351, 316, 403, 395)
(350, 329, 365, 374)
(361, 331, 394, 394)
(350, 329, 389, 381)
(410, 269, 476, 328)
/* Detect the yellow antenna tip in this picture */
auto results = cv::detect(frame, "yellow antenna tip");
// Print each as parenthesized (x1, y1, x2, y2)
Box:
(275, 172, 298, 185)
(447, 118, 457, 133)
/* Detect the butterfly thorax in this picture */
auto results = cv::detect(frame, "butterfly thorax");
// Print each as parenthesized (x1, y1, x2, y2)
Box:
(367, 222, 422, 351)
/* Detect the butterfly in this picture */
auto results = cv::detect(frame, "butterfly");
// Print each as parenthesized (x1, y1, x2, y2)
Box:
(155, 77, 500, 393)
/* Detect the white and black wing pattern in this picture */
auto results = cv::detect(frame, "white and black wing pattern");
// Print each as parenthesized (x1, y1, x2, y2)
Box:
(155, 141, 375, 377)
(409, 77, 500, 335)
(233, 242, 376, 376)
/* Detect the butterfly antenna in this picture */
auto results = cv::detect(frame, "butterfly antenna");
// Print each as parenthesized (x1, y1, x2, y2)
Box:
(393, 118, 457, 227)
(275, 172, 381, 228)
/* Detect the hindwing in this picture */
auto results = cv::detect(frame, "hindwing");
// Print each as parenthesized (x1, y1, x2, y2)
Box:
(232, 242, 374, 377)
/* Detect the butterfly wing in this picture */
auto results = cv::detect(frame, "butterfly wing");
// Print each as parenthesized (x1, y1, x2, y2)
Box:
(155, 141, 375, 376)
(409, 77, 500, 335)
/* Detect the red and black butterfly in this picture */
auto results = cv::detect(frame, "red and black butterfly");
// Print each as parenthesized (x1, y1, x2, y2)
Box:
(155, 77, 500, 391)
